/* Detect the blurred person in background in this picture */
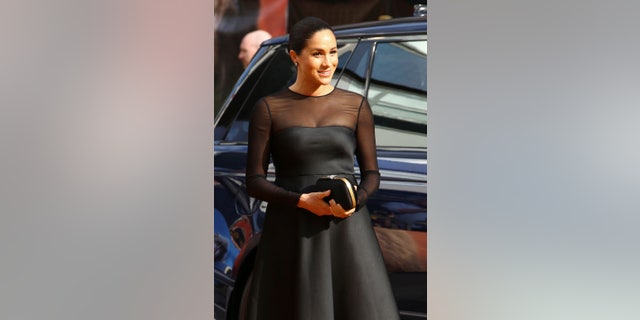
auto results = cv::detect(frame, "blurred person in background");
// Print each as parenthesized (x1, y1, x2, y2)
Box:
(238, 30, 273, 69)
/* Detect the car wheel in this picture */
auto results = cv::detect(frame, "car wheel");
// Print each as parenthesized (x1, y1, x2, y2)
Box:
(225, 251, 256, 320)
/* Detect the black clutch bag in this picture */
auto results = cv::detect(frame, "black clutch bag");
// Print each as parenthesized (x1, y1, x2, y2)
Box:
(313, 175, 358, 210)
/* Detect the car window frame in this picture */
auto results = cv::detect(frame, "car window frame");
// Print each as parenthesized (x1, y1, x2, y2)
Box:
(215, 33, 427, 145)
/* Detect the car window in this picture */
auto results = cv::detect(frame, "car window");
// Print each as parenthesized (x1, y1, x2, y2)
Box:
(215, 46, 296, 142)
(334, 41, 372, 96)
(214, 38, 427, 147)
(368, 40, 427, 148)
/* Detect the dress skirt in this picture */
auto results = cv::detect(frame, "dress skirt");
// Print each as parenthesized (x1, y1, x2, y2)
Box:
(244, 173, 400, 320)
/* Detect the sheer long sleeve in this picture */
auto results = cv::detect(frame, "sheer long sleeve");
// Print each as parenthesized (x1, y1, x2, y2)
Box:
(245, 99, 301, 206)
(354, 99, 380, 209)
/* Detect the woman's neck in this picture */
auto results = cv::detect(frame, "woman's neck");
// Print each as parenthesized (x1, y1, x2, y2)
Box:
(288, 83, 334, 97)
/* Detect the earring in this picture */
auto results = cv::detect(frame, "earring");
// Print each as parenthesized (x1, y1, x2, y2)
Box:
(294, 62, 298, 67)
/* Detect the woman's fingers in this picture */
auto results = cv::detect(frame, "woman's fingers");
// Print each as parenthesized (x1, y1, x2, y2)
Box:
(328, 200, 353, 218)
(344, 207, 355, 216)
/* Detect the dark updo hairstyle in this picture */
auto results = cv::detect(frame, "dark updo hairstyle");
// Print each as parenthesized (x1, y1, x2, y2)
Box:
(288, 17, 334, 54)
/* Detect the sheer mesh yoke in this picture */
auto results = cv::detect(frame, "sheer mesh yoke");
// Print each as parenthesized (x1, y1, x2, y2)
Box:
(246, 88, 380, 207)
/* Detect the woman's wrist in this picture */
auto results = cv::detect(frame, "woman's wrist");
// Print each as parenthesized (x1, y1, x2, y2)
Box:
(297, 193, 307, 208)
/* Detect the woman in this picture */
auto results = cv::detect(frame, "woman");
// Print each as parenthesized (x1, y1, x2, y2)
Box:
(245, 16, 399, 319)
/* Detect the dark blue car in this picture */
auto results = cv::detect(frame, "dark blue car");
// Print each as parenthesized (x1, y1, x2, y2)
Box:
(214, 16, 427, 320)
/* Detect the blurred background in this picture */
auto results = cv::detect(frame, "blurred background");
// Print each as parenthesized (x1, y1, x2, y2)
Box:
(214, 0, 422, 115)
(6, 1, 640, 319)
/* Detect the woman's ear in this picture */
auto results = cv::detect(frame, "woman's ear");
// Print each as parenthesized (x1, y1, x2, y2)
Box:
(289, 50, 298, 66)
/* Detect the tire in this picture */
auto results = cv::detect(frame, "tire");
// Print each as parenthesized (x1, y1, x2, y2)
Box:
(226, 251, 256, 320)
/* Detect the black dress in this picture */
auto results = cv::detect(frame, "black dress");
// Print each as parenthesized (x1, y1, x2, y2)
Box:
(245, 88, 399, 320)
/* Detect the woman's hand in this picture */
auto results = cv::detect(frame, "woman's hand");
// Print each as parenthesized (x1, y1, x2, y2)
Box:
(297, 191, 355, 218)
(297, 191, 333, 216)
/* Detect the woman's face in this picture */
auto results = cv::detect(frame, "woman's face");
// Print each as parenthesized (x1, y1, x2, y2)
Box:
(292, 29, 338, 88)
